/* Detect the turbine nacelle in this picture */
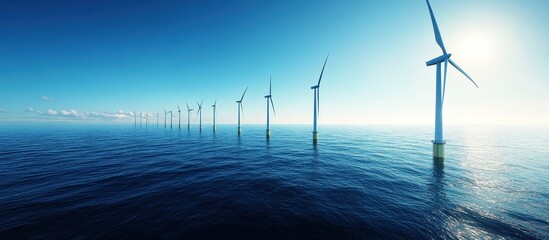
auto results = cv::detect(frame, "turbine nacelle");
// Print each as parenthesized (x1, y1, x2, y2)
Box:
(426, 53, 452, 66)
(264, 95, 272, 98)
(311, 85, 319, 89)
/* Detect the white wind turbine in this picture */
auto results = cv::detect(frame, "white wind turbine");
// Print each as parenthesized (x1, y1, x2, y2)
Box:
(311, 55, 329, 143)
(186, 103, 194, 130)
(177, 104, 181, 129)
(196, 100, 203, 131)
(212, 99, 217, 132)
(145, 113, 149, 126)
(163, 108, 168, 128)
(169, 110, 173, 129)
(236, 87, 248, 135)
(425, 0, 478, 159)
(265, 76, 276, 138)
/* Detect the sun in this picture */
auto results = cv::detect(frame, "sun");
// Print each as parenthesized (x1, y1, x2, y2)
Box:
(453, 29, 496, 65)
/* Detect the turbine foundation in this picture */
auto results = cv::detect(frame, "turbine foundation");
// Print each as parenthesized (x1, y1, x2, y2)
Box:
(432, 140, 445, 160)
(238, 127, 241, 135)
(266, 129, 271, 138)
(313, 131, 318, 143)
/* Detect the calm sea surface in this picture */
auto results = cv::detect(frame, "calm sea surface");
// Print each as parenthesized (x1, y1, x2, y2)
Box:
(0, 124, 548, 239)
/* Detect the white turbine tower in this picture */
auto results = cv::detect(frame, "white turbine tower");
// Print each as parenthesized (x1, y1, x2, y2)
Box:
(139, 112, 143, 127)
(265, 76, 276, 138)
(134, 111, 137, 127)
(177, 104, 181, 129)
(236, 87, 248, 135)
(212, 99, 217, 132)
(186, 103, 194, 130)
(425, 0, 478, 159)
(196, 100, 203, 131)
(311, 55, 329, 143)
(156, 112, 159, 127)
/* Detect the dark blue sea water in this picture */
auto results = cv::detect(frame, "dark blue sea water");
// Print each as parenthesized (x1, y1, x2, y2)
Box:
(1, 124, 548, 239)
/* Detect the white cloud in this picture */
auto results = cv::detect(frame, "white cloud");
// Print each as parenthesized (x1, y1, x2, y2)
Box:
(26, 107, 135, 121)
(41, 96, 54, 102)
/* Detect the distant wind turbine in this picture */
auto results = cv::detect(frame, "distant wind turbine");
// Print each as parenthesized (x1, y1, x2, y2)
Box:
(177, 104, 181, 129)
(265, 76, 276, 138)
(425, 0, 478, 159)
(134, 111, 137, 127)
(156, 112, 159, 127)
(212, 99, 217, 132)
(196, 100, 203, 131)
(163, 108, 168, 128)
(186, 103, 194, 130)
(236, 87, 248, 135)
(311, 55, 329, 143)
(145, 113, 149, 126)
(169, 110, 173, 129)
(139, 112, 143, 128)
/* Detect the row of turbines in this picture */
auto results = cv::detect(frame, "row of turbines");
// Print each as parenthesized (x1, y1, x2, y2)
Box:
(133, 55, 326, 139)
(133, 0, 478, 160)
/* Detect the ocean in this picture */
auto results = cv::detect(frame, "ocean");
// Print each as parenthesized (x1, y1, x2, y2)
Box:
(1, 124, 548, 239)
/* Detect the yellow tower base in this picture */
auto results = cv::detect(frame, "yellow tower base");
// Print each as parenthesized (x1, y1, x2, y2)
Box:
(238, 127, 241, 135)
(432, 141, 445, 160)
(313, 131, 318, 143)
(266, 129, 271, 138)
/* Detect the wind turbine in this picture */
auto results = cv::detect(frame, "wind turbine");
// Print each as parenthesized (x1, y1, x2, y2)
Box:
(169, 110, 173, 129)
(134, 111, 137, 127)
(186, 103, 194, 130)
(311, 55, 329, 143)
(236, 87, 248, 135)
(156, 112, 159, 127)
(425, 0, 478, 159)
(265, 76, 276, 138)
(212, 99, 217, 132)
(163, 108, 168, 128)
(139, 112, 143, 127)
(177, 105, 181, 129)
(196, 100, 203, 131)
(145, 113, 149, 126)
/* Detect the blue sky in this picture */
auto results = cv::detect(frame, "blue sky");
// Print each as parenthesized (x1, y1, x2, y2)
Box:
(1, 0, 548, 124)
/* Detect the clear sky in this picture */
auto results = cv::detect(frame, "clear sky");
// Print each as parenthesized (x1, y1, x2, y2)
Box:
(1, 0, 547, 125)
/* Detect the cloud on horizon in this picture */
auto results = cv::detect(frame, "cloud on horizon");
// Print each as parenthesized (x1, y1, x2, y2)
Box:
(26, 107, 136, 121)
(41, 96, 54, 102)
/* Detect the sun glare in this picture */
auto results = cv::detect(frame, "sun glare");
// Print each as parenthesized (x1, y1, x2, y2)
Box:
(453, 30, 496, 65)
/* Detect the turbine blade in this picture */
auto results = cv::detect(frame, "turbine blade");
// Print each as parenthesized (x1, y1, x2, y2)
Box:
(240, 87, 248, 101)
(269, 76, 272, 95)
(270, 98, 276, 118)
(426, 0, 447, 54)
(443, 59, 448, 105)
(214, 98, 217, 106)
(200, 99, 203, 107)
(241, 102, 244, 117)
(177, 104, 180, 111)
(317, 55, 329, 86)
(448, 59, 479, 88)
(186, 102, 190, 110)
(163, 108, 166, 114)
